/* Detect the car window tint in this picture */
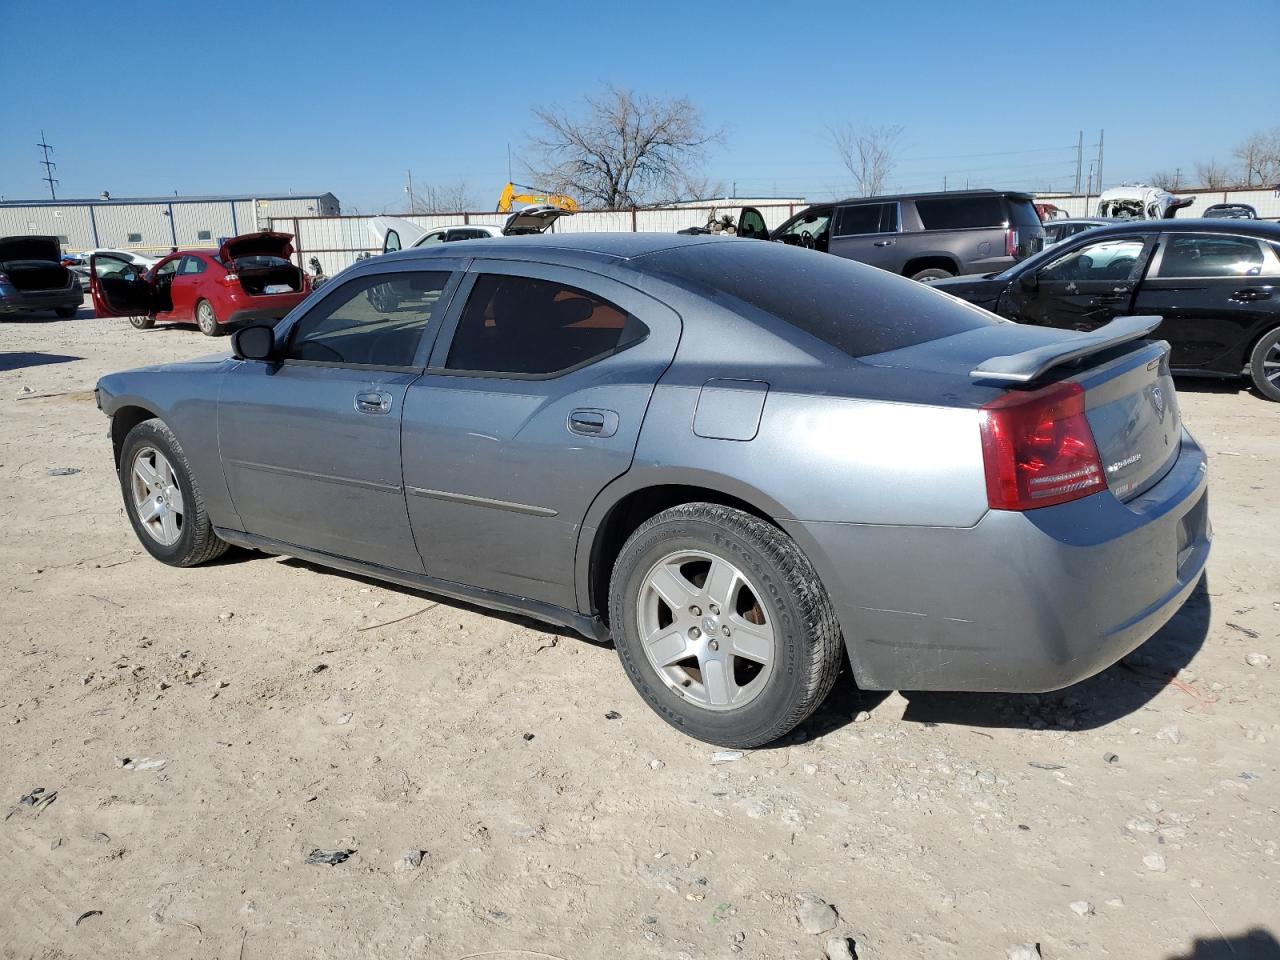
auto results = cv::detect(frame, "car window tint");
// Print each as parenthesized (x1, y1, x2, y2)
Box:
(384, 229, 401, 253)
(178, 256, 206, 275)
(778, 209, 832, 240)
(416, 232, 445, 246)
(445, 274, 648, 376)
(643, 241, 996, 359)
(1040, 238, 1146, 283)
(738, 209, 767, 238)
(284, 271, 451, 367)
(1155, 235, 1267, 278)
(914, 196, 1006, 229)
(834, 203, 892, 236)
(1006, 198, 1043, 227)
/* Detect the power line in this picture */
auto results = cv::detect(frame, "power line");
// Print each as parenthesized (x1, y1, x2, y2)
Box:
(37, 131, 57, 200)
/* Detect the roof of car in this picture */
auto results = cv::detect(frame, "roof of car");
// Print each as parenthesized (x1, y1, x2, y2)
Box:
(381, 231, 726, 265)
(1082, 218, 1280, 237)
(807, 189, 1035, 208)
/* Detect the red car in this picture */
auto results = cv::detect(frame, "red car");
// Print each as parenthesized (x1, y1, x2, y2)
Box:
(90, 232, 310, 335)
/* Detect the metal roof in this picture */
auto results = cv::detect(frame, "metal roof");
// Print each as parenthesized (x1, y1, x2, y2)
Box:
(0, 192, 336, 207)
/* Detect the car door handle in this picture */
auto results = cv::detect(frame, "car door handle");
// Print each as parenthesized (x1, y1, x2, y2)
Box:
(567, 408, 619, 438)
(873, 239, 895, 247)
(1231, 287, 1272, 302)
(354, 391, 393, 414)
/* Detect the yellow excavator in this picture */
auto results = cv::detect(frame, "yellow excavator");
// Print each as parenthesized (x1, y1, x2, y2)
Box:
(497, 182, 579, 213)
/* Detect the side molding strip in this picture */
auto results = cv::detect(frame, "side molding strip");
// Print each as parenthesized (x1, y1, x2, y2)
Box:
(406, 486, 559, 517)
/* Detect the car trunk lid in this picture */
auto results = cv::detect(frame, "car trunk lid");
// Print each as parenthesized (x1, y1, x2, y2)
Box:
(0, 235, 62, 264)
(218, 231, 294, 263)
(502, 205, 571, 235)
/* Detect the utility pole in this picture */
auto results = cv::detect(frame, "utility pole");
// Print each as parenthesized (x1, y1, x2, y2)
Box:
(1173, 167, 1182, 191)
(1095, 129, 1105, 195)
(405, 169, 415, 213)
(943, 175, 948, 191)
(37, 131, 58, 200)
(1074, 130, 1083, 195)
(507, 144, 512, 185)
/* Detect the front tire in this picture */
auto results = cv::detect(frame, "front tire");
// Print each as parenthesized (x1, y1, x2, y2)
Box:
(118, 418, 228, 567)
(196, 299, 223, 337)
(909, 267, 955, 282)
(1248, 327, 1280, 402)
(608, 503, 843, 748)
(129, 314, 155, 330)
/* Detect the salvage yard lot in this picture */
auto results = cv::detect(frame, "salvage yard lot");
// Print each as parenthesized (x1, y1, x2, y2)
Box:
(1, 306, 1277, 959)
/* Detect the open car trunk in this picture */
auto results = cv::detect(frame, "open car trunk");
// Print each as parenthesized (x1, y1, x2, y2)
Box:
(2, 259, 72, 291)
(235, 256, 305, 296)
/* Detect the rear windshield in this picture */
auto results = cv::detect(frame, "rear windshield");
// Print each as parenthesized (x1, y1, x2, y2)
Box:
(914, 195, 1006, 230)
(643, 241, 996, 358)
(1006, 198, 1043, 228)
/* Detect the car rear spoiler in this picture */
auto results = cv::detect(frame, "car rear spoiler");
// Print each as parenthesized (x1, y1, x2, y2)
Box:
(970, 315, 1163, 384)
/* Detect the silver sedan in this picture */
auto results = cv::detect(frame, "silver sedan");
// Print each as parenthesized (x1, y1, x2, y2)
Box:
(95, 234, 1210, 746)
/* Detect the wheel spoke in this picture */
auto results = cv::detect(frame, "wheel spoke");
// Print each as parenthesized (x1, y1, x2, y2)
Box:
(646, 629, 692, 668)
(138, 496, 164, 522)
(701, 655, 733, 706)
(730, 617, 773, 663)
(134, 457, 160, 490)
(646, 563, 697, 612)
(702, 558, 740, 611)
(166, 484, 184, 516)
(160, 510, 179, 543)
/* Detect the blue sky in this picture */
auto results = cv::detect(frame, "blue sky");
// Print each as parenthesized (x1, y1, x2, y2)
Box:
(1, 0, 1271, 211)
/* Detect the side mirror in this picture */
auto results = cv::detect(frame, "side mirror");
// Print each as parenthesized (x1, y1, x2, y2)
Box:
(1018, 272, 1040, 292)
(232, 323, 277, 362)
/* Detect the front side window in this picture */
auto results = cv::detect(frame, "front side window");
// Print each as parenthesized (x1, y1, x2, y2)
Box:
(384, 229, 401, 253)
(914, 196, 1005, 230)
(445, 274, 648, 376)
(738, 208, 768, 238)
(1154, 235, 1269, 278)
(284, 271, 451, 367)
(777, 208, 832, 245)
(1040, 238, 1147, 283)
(154, 259, 179, 280)
(833, 203, 896, 237)
(415, 231, 446, 246)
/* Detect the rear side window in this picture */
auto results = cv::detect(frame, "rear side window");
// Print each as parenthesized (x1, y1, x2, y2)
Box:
(178, 256, 206, 275)
(833, 203, 897, 236)
(446, 275, 648, 376)
(644, 242, 995, 359)
(914, 196, 1006, 230)
(1155, 235, 1270, 278)
(285, 271, 451, 367)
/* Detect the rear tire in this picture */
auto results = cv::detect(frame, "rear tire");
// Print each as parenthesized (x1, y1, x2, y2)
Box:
(129, 314, 155, 330)
(608, 503, 843, 748)
(909, 267, 955, 282)
(1248, 327, 1280, 402)
(196, 299, 223, 337)
(118, 417, 228, 567)
(55, 306, 77, 319)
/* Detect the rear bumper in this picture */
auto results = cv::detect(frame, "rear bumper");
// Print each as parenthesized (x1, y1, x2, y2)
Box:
(224, 305, 295, 327)
(0, 286, 83, 315)
(783, 429, 1211, 692)
(221, 289, 307, 326)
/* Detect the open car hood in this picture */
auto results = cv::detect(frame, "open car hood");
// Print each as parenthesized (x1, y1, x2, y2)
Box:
(219, 231, 294, 262)
(0, 235, 61, 263)
(370, 216, 428, 252)
(502, 205, 571, 235)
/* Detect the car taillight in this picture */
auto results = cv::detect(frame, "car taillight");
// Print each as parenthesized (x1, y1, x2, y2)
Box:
(1005, 227, 1019, 258)
(979, 381, 1105, 510)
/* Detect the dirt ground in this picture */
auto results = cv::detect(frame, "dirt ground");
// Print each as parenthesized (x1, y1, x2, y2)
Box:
(1, 303, 1277, 960)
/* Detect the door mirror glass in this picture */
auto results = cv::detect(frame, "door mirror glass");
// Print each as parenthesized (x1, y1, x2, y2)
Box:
(232, 324, 277, 362)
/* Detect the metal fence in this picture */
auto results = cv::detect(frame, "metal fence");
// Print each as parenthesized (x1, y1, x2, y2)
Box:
(269, 203, 804, 277)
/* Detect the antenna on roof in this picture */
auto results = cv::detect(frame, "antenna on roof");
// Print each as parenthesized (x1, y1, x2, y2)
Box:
(37, 131, 58, 200)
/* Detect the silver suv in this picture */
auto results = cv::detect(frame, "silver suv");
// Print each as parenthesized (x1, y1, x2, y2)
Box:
(766, 189, 1045, 281)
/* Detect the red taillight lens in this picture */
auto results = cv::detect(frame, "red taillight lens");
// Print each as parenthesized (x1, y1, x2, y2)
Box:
(979, 381, 1105, 510)
(1005, 227, 1019, 258)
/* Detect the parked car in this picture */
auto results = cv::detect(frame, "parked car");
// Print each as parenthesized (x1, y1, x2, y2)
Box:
(0, 235, 83, 319)
(1042, 218, 1118, 246)
(726, 190, 1045, 281)
(1202, 203, 1258, 220)
(95, 234, 1210, 747)
(1096, 184, 1194, 220)
(372, 205, 572, 255)
(930, 219, 1280, 400)
(89, 232, 311, 336)
(80, 247, 159, 269)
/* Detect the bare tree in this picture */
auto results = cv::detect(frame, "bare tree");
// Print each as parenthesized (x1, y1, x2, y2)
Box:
(530, 85, 723, 209)
(419, 181, 475, 212)
(1233, 129, 1280, 187)
(1194, 159, 1232, 190)
(1149, 170, 1180, 190)
(830, 123, 904, 197)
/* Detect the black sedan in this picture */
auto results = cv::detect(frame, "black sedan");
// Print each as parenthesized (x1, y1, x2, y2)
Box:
(931, 219, 1280, 401)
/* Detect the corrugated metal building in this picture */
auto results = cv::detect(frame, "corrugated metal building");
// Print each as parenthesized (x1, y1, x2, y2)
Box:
(0, 192, 339, 255)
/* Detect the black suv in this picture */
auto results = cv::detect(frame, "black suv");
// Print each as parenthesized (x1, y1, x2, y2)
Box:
(765, 190, 1045, 281)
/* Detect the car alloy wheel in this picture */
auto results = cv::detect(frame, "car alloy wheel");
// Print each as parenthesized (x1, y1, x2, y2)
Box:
(129, 446, 185, 546)
(196, 300, 220, 336)
(1264, 340, 1280, 388)
(636, 549, 774, 710)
